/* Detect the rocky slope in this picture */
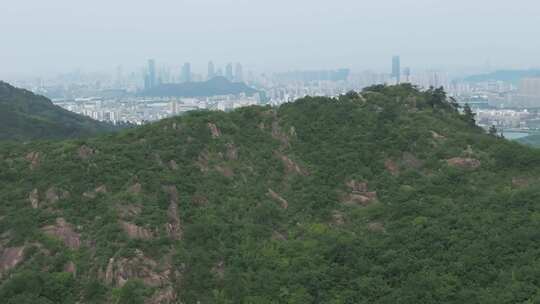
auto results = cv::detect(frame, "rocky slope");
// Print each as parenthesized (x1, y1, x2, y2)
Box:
(1, 85, 540, 303)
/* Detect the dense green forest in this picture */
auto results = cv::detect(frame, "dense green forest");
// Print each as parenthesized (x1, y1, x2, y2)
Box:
(0, 81, 118, 141)
(2, 84, 540, 303)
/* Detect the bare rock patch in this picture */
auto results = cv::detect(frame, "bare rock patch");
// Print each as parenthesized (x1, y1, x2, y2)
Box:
(42, 218, 81, 249)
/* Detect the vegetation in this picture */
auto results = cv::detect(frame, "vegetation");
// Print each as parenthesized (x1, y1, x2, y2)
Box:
(2, 84, 540, 303)
(0, 81, 119, 141)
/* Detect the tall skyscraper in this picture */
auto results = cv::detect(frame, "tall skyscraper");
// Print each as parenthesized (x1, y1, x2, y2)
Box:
(181, 62, 191, 83)
(392, 56, 401, 83)
(147, 59, 156, 89)
(234, 63, 243, 82)
(225, 63, 234, 81)
(208, 61, 216, 80)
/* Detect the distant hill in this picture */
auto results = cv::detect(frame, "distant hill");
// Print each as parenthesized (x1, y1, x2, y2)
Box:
(4, 85, 540, 303)
(140, 76, 258, 97)
(464, 69, 540, 84)
(517, 133, 540, 147)
(0, 81, 118, 141)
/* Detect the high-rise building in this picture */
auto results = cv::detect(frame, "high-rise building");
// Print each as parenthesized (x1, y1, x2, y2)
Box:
(234, 63, 243, 82)
(392, 56, 401, 83)
(234, 63, 242, 82)
(403, 67, 411, 83)
(511, 78, 540, 107)
(225, 63, 234, 81)
(181, 62, 191, 83)
(520, 78, 540, 96)
(146, 59, 156, 89)
(208, 61, 216, 80)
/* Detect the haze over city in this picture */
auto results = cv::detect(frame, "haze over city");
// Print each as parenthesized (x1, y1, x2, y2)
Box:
(2, 0, 540, 78)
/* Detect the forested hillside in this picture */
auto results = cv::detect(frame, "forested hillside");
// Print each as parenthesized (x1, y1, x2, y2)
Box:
(1, 84, 540, 303)
(0, 81, 117, 141)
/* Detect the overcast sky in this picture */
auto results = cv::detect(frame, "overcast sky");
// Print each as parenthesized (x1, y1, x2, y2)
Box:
(2, 0, 540, 77)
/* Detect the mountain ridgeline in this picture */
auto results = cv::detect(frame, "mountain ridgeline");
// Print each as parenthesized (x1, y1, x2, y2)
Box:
(0, 81, 118, 141)
(2, 84, 540, 303)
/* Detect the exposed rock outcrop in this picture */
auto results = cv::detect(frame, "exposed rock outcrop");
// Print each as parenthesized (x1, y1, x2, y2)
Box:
(196, 150, 210, 172)
(0, 246, 25, 275)
(163, 186, 182, 240)
(128, 183, 142, 195)
(64, 261, 77, 276)
(385, 159, 399, 176)
(271, 121, 291, 148)
(343, 180, 377, 206)
(117, 204, 142, 219)
(29, 188, 40, 209)
(332, 211, 345, 225)
(146, 286, 177, 304)
(83, 185, 107, 199)
(120, 221, 154, 240)
(215, 165, 234, 178)
(102, 250, 171, 288)
(267, 189, 289, 209)
(208, 123, 221, 138)
(42, 218, 81, 249)
(367, 222, 386, 233)
(211, 260, 225, 280)
(168, 160, 179, 171)
(25, 151, 41, 170)
(447, 157, 481, 169)
(226, 143, 238, 161)
(431, 131, 446, 140)
(271, 230, 287, 241)
(402, 152, 423, 170)
(512, 177, 531, 188)
(276, 152, 309, 176)
(78, 145, 97, 160)
(45, 187, 70, 204)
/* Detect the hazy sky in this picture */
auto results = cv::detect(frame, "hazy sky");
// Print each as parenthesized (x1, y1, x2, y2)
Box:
(2, 0, 540, 77)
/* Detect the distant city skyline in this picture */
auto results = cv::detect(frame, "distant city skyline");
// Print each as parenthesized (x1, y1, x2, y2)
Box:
(2, 0, 540, 78)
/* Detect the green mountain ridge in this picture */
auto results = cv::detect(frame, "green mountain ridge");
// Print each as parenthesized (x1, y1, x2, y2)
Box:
(463, 69, 540, 84)
(1, 85, 540, 303)
(140, 77, 259, 98)
(0, 81, 118, 141)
